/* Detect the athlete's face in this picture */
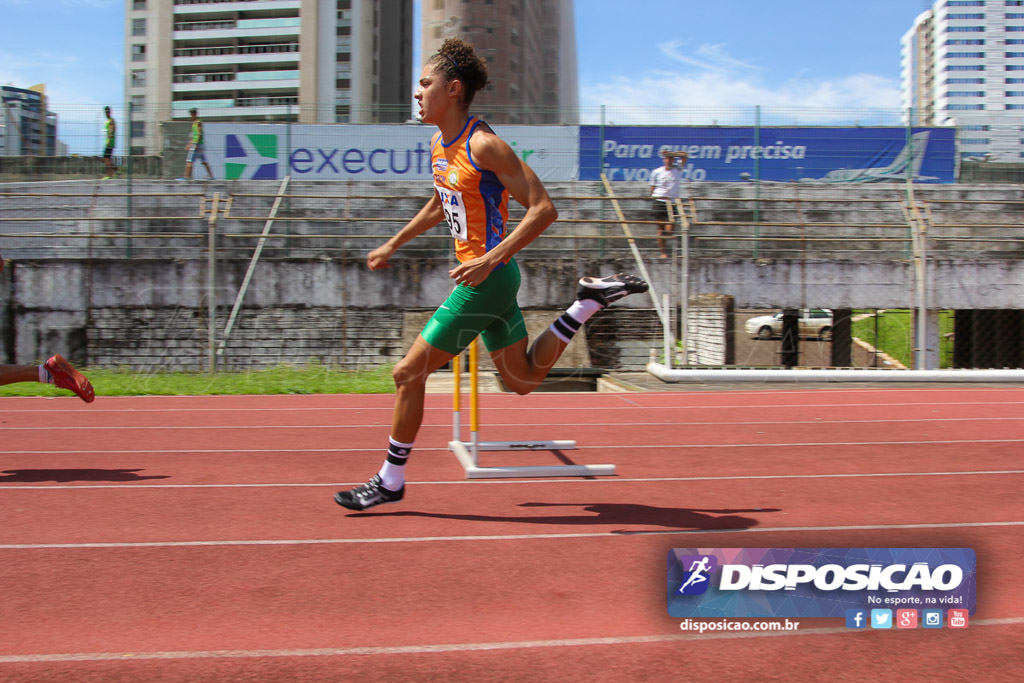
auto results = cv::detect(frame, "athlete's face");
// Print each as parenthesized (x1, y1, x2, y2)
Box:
(414, 63, 458, 124)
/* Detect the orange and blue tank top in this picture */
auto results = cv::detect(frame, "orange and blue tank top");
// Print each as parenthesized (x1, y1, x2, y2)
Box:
(430, 116, 509, 263)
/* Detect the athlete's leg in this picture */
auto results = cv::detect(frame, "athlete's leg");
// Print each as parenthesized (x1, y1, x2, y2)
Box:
(0, 356, 94, 402)
(491, 273, 650, 395)
(334, 335, 454, 511)
(0, 365, 40, 385)
(390, 335, 456, 443)
(490, 332, 567, 396)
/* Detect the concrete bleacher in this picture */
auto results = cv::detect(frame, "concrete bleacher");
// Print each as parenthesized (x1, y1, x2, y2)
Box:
(2, 178, 1023, 371)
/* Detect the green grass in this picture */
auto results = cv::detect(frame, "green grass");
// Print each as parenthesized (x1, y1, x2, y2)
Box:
(851, 310, 955, 369)
(0, 363, 396, 398)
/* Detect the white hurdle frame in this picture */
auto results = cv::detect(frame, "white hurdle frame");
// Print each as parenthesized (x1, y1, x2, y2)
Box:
(447, 338, 617, 479)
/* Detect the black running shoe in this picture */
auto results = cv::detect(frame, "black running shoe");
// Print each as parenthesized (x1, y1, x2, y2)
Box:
(576, 273, 649, 307)
(334, 474, 404, 511)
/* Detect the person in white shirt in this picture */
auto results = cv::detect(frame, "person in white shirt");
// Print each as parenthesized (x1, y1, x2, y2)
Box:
(649, 151, 686, 257)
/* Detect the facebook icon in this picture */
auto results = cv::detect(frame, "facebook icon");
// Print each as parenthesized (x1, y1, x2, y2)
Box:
(845, 609, 868, 629)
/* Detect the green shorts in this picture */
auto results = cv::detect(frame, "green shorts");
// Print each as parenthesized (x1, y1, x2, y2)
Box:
(420, 258, 528, 355)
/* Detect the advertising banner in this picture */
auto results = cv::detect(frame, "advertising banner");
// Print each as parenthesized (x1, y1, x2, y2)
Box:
(581, 126, 957, 183)
(667, 547, 976, 619)
(202, 123, 580, 182)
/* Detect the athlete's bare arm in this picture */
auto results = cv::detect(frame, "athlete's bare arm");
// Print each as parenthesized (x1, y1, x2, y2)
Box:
(368, 194, 446, 271)
(448, 126, 557, 287)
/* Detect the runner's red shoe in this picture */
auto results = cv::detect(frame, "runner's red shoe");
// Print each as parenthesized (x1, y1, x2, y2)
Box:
(43, 354, 95, 403)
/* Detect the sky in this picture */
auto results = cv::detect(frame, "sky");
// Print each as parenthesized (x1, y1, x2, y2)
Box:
(0, 0, 933, 147)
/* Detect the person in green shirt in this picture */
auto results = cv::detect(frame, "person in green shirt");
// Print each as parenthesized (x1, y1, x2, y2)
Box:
(102, 106, 116, 179)
(184, 108, 213, 179)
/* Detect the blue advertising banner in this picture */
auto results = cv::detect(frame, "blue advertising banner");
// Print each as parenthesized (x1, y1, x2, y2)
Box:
(581, 126, 957, 183)
(667, 548, 976, 619)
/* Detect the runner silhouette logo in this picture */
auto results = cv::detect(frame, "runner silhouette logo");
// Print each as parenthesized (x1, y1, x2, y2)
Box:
(677, 554, 718, 595)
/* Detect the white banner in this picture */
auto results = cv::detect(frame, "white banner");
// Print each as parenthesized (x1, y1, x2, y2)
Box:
(205, 123, 579, 181)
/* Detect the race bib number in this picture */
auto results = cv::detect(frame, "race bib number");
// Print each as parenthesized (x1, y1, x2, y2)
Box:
(435, 184, 467, 241)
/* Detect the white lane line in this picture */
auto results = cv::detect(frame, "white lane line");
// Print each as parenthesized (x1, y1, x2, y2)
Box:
(5, 438, 1024, 455)
(4, 416, 1024, 430)
(6, 397, 1024, 413)
(1, 521, 1022, 550)
(0, 618, 1021, 663)
(3, 469, 1022, 491)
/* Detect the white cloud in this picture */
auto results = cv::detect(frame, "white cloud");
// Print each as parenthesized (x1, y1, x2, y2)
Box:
(582, 34, 903, 126)
(657, 40, 761, 73)
(580, 70, 903, 126)
(0, 49, 121, 104)
(1, 48, 123, 154)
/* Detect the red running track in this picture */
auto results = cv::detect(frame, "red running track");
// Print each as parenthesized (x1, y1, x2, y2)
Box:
(1, 387, 1022, 682)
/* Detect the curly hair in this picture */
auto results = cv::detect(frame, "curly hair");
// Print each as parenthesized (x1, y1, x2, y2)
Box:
(429, 38, 489, 107)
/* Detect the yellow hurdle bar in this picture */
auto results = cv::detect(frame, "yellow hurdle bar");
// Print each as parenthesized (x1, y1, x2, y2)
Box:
(469, 337, 480, 465)
(447, 338, 615, 479)
(452, 345, 461, 442)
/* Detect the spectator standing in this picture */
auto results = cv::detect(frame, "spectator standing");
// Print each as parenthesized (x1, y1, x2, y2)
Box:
(102, 106, 116, 179)
(649, 150, 686, 257)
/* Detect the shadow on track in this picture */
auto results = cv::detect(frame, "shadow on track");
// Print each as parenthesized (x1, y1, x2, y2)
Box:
(348, 501, 782, 532)
(0, 469, 170, 483)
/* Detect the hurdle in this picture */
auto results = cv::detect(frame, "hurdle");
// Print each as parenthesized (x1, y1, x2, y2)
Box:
(448, 338, 617, 479)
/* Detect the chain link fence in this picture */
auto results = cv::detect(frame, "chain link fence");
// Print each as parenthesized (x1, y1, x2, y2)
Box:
(2, 103, 1023, 376)
(2, 178, 1022, 374)
(5, 102, 1024, 181)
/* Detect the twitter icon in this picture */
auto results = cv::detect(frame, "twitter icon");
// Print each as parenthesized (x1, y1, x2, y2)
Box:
(870, 609, 893, 629)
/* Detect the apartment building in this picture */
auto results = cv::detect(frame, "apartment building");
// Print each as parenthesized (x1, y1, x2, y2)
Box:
(902, 0, 1024, 161)
(0, 85, 57, 157)
(420, 0, 578, 125)
(124, 0, 413, 155)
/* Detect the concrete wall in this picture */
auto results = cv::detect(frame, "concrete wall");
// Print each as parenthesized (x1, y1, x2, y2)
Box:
(686, 294, 734, 366)
(2, 178, 1024, 370)
(0, 156, 164, 181)
(0, 256, 627, 370)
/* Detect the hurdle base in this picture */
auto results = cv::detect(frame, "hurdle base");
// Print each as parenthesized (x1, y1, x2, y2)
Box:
(448, 440, 616, 479)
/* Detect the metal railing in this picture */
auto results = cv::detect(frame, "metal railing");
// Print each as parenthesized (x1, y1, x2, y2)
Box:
(8, 185, 1024, 261)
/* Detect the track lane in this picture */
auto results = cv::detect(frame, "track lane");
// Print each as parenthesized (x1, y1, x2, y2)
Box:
(2, 389, 1021, 681)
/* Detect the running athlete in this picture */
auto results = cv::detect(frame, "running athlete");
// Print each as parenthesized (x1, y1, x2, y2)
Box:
(102, 106, 116, 179)
(335, 38, 648, 511)
(0, 355, 95, 403)
(0, 256, 94, 402)
(183, 108, 214, 180)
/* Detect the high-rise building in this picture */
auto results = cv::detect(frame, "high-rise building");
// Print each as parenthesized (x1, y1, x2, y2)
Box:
(420, 0, 578, 125)
(902, 0, 1024, 161)
(124, 0, 413, 155)
(0, 85, 57, 157)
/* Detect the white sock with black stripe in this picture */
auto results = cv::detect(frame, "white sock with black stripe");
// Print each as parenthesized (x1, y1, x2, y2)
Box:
(377, 436, 413, 491)
(549, 299, 603, 344)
